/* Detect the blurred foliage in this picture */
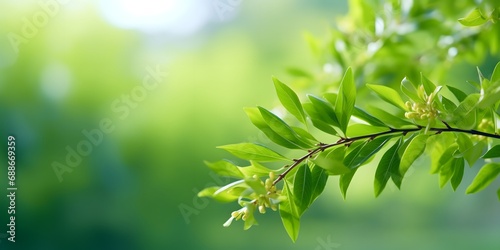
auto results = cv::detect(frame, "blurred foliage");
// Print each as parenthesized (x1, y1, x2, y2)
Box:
(0, 0, 499, 250)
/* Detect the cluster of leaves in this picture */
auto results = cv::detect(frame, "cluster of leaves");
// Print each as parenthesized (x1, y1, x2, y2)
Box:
(199, 1, 500, 243)
(293, 0, 500, 92)
(200, 61, 500, 241)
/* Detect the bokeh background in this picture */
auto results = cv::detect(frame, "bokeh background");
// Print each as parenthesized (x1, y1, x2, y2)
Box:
(1, 0, 499, 249)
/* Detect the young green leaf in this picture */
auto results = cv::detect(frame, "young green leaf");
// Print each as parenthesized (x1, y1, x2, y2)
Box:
(335, 67, 356, 133)
(426, 133, 455, 174)
(453, 94, 480, 130)
(339, 169, 357, 199)
(198, 186, 242, 202)
(344, 136, 392, 169)
(458, 8, 488, 26)
(352, 107, 387, 127)
(346, 124, 388, 137)
(273, 77, 307, 124)
(399, 134, 428, 177)
(245, 175, 267, 195)
(420, 73, 436, 94)
(375, 137, 403, 196)
(307, 94, 341, 127)
(280, 180, 300, 242)
(491, 61, 500, 84)
(293, 164, 313, 215)
(217, 143, 289, 162)
(205, 160, 245, 178)
(366, 84, 408, 111)
(303, 103, 339, 135)
(466, 163, 500, 194)
(238, 161, 275, 178)
(447, 85, 467, 103)
(400, 77, 420, 101)
(258, 106, 313, 148)
(292, 126, 318, 142)
(312, 146, 350, 175)
(367, 106, 413, 127)
(451, 158, 465, 191)
(245, 107, 302, 149)
(482, 145, 500, 158)
(309, 164, 329, 205)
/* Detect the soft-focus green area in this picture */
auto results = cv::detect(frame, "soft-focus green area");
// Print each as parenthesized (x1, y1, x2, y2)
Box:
(0, 0, 499, 249)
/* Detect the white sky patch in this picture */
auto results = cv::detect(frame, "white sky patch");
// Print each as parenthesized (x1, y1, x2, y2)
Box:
(98, 0, 211, 35)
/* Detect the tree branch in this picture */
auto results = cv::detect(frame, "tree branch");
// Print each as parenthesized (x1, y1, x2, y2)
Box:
(272, 125, 500, 185)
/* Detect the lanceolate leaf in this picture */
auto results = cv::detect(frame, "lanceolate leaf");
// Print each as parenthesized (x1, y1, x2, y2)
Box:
(375, 137, 403, 196)
(451, 158, 465, 191)
(205, 160, 245, 178)
(466, 163, 500, 194)
(293, 164, 313, 215)
(343, 135, 392, 169)
(312, 146, 350, 175)
(339, 169, 357, 199)
(280, 180, 300, 242)
(399, 134, 428, 177)
(245, 107, 302, 149)
(366, 84, 408, 111)
(258, 106, 313, 148)
(458, 8, 488, 26)
(217, 143, 289, 162)
(454, 94, 480, 130)
(309, 164, 329, 205)
(335, 67, 356, 133)
(482, 145, 500, 158)
(447, 85, 468, 103)
(307, 94, 341, 129)
(273, 77, 307, 124)
(352, 107, 387, 127)
(401, 77, 420, 101)
(303, 103, 338, 135)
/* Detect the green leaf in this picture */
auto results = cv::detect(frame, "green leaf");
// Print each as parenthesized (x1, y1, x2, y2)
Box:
(482, 145, 500, 158)
(339, 169, 357, 199)
(352, 107, 387, 127)
(420, 73, 436, 94)
(399, 134, 428, 177)
(497, 188, 500, 201)
(451, 158, 465, 191)
(245, 175, 267, 195)
(400, 77, 420, 101)
(205, 160, 244, 178)
(426, 133, 455, 174)
(466, 163, 500, 194)
(335, 67, 356, 133)
(347, 124, 388, 137)
(286, 67, 313, 79)
(344, 136, 392, 169)
(258, 106, 313, 148)
(454, 133, 483, 166)
(217, 143, 289, 162)
(198, 186, 242, 202)
(491, 61, 500, 84)
(292, 126, 317, 142)
(366, 84, 408, 111)
(453, 94, 480, 130)
(447, 85, 467, 103)
(309, 164, 328, 205)
(293, 164, 313, 215)
(280, 180, 300, 242)
(303, 103, 338, 135)
(458, 8, 488, 26)
(307, 95, 341, 128)
(273, 77, 307, 124)
(366, 106, 413, 127)
(375, 137, 403, 196)
(312, 146, 350, 175)
(245, 107, 301, 149)
(238, 161, 275, 177)
(442, 96, 457, 112)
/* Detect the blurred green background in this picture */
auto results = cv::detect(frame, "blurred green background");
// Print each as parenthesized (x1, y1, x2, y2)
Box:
(1, 0, 499, 249)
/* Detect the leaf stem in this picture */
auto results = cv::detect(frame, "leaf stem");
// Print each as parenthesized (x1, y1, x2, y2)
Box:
(272, 126, 500, 185)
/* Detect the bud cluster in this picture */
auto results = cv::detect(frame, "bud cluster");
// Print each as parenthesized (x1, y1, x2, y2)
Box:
(223, 172, 281, 228)
(404, 85, 439, 121)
